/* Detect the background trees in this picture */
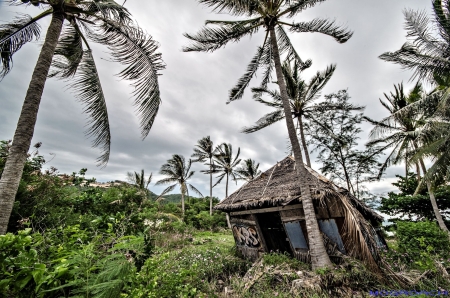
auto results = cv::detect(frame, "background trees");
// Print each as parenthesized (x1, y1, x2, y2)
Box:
(0, 0, 164, 234)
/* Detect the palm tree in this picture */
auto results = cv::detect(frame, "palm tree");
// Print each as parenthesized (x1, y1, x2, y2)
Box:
(243, 60, 336, 166)
(236, 158, 261, 182)
(127, 169, 152, 194)
(365, 82, 423, 180)
(191, 136, 216, 215)
(366, 83, 449, 233)
(379, 3, 450, 233)
(183, 0, 352, 269)
(0, 0, 164, 234)
(209, 143, 241, 227)
(155, 154, 203, 217)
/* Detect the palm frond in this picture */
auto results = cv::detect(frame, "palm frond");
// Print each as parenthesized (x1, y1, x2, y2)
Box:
(0, 13, 44, 78)
(188, 184, 204, 197)
(198, 0, 261, 16)
(251, 87, 282, 104)
(87, 20, 164, 139)
(213, 172, 226, 187)
(183, 18, 262, 52)
(228, 44, 264, 102)
(276, 25, 311, 70)
(283, 0, 328, 18)
(157, 184, 177, 199)
(289, 18, 353, 43)
(305, 64, 336, 101)
(81, 0, 132, 24)
(48, 24, 84, 79)
(432, 0, 450, 41)
(258, 36, 275, 90)
(71, 50, 111, 167)
(241, 109, 285, 133)
(379, 43, 449, 82)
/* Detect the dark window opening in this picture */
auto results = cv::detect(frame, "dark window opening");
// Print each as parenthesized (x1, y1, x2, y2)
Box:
(257, 212, 292, 254)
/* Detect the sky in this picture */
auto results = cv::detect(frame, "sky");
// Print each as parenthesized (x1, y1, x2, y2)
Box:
(0, 0, 431, 201)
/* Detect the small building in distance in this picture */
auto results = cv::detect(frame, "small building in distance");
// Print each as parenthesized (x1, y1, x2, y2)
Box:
(214, 156, 385, 266)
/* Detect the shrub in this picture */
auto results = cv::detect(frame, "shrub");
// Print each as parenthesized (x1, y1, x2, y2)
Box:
(395, 221, 450, 270)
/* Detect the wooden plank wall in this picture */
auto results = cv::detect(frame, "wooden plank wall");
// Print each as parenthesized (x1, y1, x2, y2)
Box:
(230, 215, 266, 260)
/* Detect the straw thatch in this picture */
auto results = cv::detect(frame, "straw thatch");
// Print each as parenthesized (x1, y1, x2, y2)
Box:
(215, 156, 382, 225)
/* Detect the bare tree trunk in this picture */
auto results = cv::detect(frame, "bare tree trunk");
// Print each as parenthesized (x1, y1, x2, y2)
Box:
(298, 116, 311, 167)
(225, 173, 231, 228)
(412, 142, 449, 233)
(210, 157, 213, 216)
(338, 148, 356, 196)
(0, 13, 64, 235)
(270, 28, 332, 269)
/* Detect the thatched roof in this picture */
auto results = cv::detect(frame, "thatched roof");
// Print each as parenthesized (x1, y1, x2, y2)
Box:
(215, 156, 382, 223)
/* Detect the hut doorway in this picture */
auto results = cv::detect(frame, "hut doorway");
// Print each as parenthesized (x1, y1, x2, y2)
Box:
(257, 212, 292, 254)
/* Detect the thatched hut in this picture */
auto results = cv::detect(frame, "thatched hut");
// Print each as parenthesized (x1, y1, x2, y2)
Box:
(215, 156, 386, 265)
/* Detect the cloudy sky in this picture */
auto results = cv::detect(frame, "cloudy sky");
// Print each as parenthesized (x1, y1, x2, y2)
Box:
(0, 0, 431, 200)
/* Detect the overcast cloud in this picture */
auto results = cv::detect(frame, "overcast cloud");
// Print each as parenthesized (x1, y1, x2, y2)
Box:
(0, 0, 431, 200)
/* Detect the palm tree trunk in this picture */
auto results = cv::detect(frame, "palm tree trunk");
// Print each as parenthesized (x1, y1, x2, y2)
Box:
(210, 157, 213, 216)
(181, 188, 185, 217)
(412, 142, 448, 233)
(0, 12, 64, 235)
(269, 28, 332, 269)
(298, 116, 311, 167)
(225, 173, 231, 228)
(416, 162, 421, 185)
(405, 158, 408, 189)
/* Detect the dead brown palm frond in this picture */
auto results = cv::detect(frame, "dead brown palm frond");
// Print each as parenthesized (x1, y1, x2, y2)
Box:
(334, 190, 410, 287)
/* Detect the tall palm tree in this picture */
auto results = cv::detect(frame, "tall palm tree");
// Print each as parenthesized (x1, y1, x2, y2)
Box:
(155, 154, 203, 217)
(235, 158, 261, 182)
(0, 0, 164, 234)
(243, 60, 336, 166)
(183, 0, 352, 268)
(191, 136, 216, 215)
(366, 83, 449, 233)
(209, 143, 241, 227)
(379, 2, 450, 233)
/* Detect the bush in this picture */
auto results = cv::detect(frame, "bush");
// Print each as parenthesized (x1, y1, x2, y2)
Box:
(395, 221, 450, 270)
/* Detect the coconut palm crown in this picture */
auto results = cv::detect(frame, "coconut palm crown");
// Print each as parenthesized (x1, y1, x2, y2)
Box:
(155, 154, 203, 216)
(191, 136, 216, 215)
(0, 0, 164, 165)
(0, 0, 164, 234)
(236, 158, 261, 182)
(364, 82, 424, 180)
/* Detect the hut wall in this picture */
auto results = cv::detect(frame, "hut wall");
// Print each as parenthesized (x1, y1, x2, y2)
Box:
(230, 215, 264, 261)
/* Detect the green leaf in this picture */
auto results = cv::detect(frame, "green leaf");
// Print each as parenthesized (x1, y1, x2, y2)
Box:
(32, 263, 46, 286)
